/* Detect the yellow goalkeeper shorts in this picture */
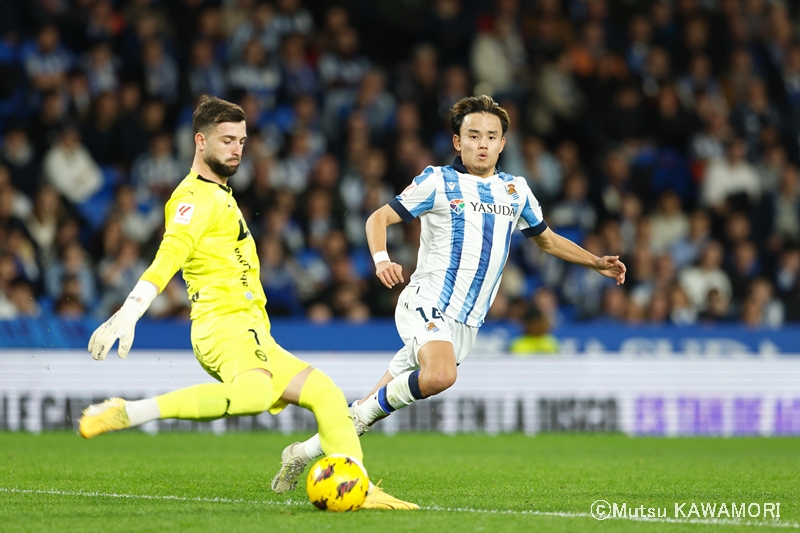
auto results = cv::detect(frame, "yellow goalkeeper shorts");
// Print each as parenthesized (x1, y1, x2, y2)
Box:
(190, 310, 310, 414)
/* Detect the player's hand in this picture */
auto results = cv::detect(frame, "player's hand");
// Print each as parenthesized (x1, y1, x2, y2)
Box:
(376, 261, 404, 289)
(594, 255, 627, 285)
(88, 307, 140, 360)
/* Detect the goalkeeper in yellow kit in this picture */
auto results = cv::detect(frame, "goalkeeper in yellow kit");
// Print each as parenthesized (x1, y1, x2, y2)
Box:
(79, 95, 417, 510)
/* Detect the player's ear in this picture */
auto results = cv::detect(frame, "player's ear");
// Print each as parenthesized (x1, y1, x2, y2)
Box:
(195, 132, 206, 150)
(452, 134, 461, 151)
(499, 136, 506, 153)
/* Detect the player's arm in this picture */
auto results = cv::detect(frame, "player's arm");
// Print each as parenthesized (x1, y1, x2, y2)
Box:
(366, 204, 404, 288)
(371, 167, 439, 288)
(532, 227, 626, 285)
(88, 195, 214, 360)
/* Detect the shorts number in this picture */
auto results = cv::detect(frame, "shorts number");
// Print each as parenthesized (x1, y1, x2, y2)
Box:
(415, 307, 442, 322)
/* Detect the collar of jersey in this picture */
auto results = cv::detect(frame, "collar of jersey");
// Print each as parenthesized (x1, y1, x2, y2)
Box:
(193, 171, 232, 193)
(450, 156, 501, 177)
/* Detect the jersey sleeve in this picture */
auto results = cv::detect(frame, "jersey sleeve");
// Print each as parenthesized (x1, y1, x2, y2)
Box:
(516, 182, 548, 237)
(388, 166, 440, 223)
(140, 190, 217, 291)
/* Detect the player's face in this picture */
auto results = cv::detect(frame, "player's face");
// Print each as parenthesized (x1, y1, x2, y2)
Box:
(200, 121, 247, 178)
(453, 113, 506, 178)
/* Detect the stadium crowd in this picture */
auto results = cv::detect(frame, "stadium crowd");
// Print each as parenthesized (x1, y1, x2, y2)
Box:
(0, 0, 799, 328)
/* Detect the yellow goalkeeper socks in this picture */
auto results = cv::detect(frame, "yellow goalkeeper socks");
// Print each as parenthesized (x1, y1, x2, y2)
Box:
(298, 369, 363, 462)
(155, 370, 273, 420)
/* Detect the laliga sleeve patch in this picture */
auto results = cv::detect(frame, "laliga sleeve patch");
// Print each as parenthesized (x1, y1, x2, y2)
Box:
(400, 182, 418, 199)
(174, 203, 195, 224)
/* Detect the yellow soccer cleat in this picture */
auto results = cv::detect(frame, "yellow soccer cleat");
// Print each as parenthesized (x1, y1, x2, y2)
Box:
(362, 484, 419, 510)
(79, 397, 130, 439)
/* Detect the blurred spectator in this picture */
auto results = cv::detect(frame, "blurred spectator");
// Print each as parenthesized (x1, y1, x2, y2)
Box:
(7, 277, 40, 317)
(112, 185, 163, 246)
(562, 233, 611, 318)
(130, 131, 183, 205)
(229, 39, 282, 110)
(669, 284, 697, 325)
(649, 84, 698, 151)
(6, 227, 39, 285)
(188, 40, 228, 100)
(45, 241, 96, 308)
(318, 26, 370, 92)
(680, 241, 732, 311)
(139, 38, 179, 105)
(531, 50, 585, 136)
(81, 41, 121, 96)
(700, 137, 760, 209)
(96, 238, 147, 317)
(27, 90, 67, 157)
(520, 136, 561, 203)
(259, 234, 301, 316)
(671, 209, 712, 269)
(228, 2, 281, 62)
(42, 125, 103, 205)
(470, 14, 527, 96)
(509, 306, 559, 356)
(22, 25, 73, 94)
(548, 171, 596, 235)
(82, 91, 123, 166)
(730, 79, 781, 159)
(274, 0, 314, 37)
(279, 34, 318, 101)
(649, 190, 689, 254)
(770, 165, 800, 244)
(1, 127, 40, 199)
(25, 185, 64, 267)
(698, 288, 732, 323)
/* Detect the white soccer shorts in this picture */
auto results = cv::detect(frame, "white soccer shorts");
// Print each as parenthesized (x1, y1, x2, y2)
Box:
(387, 285, 478, 377)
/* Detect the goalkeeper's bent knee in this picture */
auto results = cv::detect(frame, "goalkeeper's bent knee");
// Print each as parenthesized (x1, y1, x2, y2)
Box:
(299, 369, 363, 462)
(229, 369, 273, 415)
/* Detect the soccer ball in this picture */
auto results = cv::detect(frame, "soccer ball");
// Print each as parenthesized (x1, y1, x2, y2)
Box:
(306, 454, 369, 512)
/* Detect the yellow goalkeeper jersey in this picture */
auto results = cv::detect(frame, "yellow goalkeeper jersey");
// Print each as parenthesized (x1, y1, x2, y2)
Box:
(140, 170, 266, 323)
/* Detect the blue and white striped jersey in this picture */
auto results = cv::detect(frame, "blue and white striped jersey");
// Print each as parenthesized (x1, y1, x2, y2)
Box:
(389, 157, 547, 327)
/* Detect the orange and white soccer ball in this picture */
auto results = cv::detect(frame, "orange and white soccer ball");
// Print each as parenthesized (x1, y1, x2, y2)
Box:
(306, 454, 369, 512)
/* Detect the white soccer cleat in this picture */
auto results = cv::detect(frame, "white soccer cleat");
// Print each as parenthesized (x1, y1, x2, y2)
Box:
(271, 442, 310, 494)
(349, 401, 372, 437)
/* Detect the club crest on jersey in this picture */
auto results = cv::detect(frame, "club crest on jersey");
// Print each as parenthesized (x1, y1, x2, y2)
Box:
(174, 203, 195, 224)
(505, 183, 520, 200)
(449, 198, 465, 214)
(426, 321, 439, 332)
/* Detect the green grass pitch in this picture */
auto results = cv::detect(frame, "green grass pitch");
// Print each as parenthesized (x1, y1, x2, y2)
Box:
(0, 431, 797, 532)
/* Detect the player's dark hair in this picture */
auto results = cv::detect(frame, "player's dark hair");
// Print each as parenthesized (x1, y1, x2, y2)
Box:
(192, 95, 245, 134)
(449, 95, 510, 136)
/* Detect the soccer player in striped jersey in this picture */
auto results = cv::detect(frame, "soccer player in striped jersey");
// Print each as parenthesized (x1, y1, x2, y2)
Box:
(271, 95, 626, 492)
(79, 95, 417, 510)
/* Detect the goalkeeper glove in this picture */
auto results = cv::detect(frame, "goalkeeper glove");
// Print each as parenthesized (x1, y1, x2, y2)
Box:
(88, 280, 158, 360)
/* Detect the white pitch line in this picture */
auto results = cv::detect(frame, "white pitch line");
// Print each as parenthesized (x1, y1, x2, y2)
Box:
(1, 488, 797, 529)
(0, 487, 307, 507)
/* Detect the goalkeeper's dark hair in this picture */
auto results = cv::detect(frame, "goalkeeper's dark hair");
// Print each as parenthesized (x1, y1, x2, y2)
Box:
(449, 95, 510, 136)
(192, 95, 245, 134)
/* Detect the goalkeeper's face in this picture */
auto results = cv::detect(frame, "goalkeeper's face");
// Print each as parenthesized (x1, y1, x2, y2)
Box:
(202, 121, 247, 178)
(453, 112, 506, 179)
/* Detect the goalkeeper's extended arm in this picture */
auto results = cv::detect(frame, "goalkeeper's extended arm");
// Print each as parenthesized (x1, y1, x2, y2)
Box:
(88, 280, 159, 360)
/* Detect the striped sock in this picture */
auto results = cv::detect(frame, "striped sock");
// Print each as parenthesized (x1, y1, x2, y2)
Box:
(362, 370, 426, 420)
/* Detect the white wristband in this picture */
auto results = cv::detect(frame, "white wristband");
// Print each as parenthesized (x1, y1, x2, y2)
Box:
(122, 280, 159, 318)
(372, 251, 391, 265)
